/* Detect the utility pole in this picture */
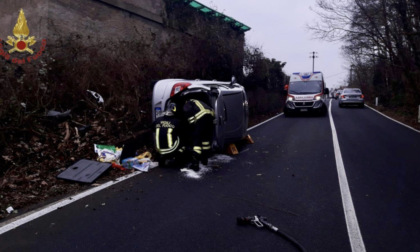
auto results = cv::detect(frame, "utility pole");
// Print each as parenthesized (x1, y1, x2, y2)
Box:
(309, 51, 318, 72)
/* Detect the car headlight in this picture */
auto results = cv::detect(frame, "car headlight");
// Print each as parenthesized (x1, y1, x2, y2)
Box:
(287, 95, 294, 101)
(314, 95, 321, 101)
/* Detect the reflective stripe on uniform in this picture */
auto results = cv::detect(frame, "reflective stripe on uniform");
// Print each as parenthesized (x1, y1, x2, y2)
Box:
(179, 146, 185, 153)
(202, 141, 211, 150)
(188, 110, 214, 124)
(156, 127, 179, 155)
(168, 128, 173, 148)
(192, 99, 205, 111)
(187, 99, 215, 124)
(155, 128, 160, 151)
(193, 146, 202, 155)
(159, 138, 180, 155)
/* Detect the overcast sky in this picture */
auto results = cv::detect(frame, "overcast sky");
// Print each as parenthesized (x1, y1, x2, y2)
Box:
(198, 0, 349, 89)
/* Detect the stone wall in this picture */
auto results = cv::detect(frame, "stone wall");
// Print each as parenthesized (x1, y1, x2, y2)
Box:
(0, 0, 246, 80)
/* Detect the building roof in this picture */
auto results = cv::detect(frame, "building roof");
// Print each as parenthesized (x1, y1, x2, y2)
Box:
(184, 0, 251, 32)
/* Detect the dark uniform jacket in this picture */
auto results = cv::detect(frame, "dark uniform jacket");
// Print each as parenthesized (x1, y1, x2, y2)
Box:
(183, 99, 214, 124)
(153, 114, 184, 156)
(182, 99, 215, 156)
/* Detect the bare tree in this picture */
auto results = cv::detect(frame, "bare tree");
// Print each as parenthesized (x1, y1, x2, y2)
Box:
(310, 0, 420, 111)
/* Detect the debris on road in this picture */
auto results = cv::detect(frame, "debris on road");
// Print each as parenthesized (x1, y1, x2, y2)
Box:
(57, 159, 112, 183)
(94, 144, 123, 163)
(86, 90, 104, 105)
(6, 206, 14, 214)
(111, 162, 126, 171)
(122, 151, 157, 172)
(46, 109, 72, 123)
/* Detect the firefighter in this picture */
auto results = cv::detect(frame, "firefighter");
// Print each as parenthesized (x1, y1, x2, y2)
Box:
(153, 103, 186, 167)
(182, 99, 215, 171)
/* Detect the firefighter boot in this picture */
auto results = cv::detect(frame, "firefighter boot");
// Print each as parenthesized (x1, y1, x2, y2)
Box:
(188, 153, 200, 172)
(201, 151, 209, 166)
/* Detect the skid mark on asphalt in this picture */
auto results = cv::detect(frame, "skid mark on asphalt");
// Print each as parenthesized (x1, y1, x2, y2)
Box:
(329, 99, 366, 252)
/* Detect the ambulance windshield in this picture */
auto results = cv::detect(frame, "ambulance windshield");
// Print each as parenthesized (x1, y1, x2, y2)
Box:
(288, 81, 322, 94)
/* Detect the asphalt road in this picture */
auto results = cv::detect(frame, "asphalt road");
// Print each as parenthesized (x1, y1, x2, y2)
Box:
(1, 99, 419, 252)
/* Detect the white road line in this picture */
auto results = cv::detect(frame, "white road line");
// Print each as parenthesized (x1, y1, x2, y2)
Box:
(0, 171, 142, 235)
(365, 104, 420, 134)
(248, 113, 283, 131)
(329, 100, 366, 252)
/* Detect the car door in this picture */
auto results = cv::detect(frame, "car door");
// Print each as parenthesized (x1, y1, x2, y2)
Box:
(222, 89, 246, 141)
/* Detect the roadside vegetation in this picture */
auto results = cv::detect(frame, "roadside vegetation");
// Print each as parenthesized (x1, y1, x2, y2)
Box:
(311, 0, 420, 129)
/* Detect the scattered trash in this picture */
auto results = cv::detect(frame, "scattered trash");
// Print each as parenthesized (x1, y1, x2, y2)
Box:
(47, 109, 71, 118)
(94, 144, 123, 163)
(6, 206, 14, 214)
(57, 159, 112, 183)
(122, 157, 148, 171)
(111, 162, 126, 171)
(121, 151, 156, 172)
(136, 151, 152, 160)
(46, 109, 72, 123)
(87, 90, 104, 105)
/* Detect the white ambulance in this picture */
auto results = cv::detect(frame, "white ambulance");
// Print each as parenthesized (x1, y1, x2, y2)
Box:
(284, 71, 328, 116)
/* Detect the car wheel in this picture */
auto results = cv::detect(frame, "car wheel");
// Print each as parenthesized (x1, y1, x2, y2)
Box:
(339, 103, 343, 108)
(360, 103, 364, 108)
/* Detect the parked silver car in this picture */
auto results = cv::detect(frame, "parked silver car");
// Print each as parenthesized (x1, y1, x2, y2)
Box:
(152, 78, 249, 151)
(338, 88, 364, 108)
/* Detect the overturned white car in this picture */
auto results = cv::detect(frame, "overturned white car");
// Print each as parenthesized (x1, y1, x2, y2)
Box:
(152, 78, 249, 151)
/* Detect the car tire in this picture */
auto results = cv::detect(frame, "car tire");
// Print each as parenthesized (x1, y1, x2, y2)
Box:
(339, 103, 343, 108)
(360, 103, 364, 108)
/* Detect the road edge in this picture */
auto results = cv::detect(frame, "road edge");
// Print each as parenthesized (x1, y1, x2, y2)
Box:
(365, 104, 420, 134)
(0, 171, 142, 235)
